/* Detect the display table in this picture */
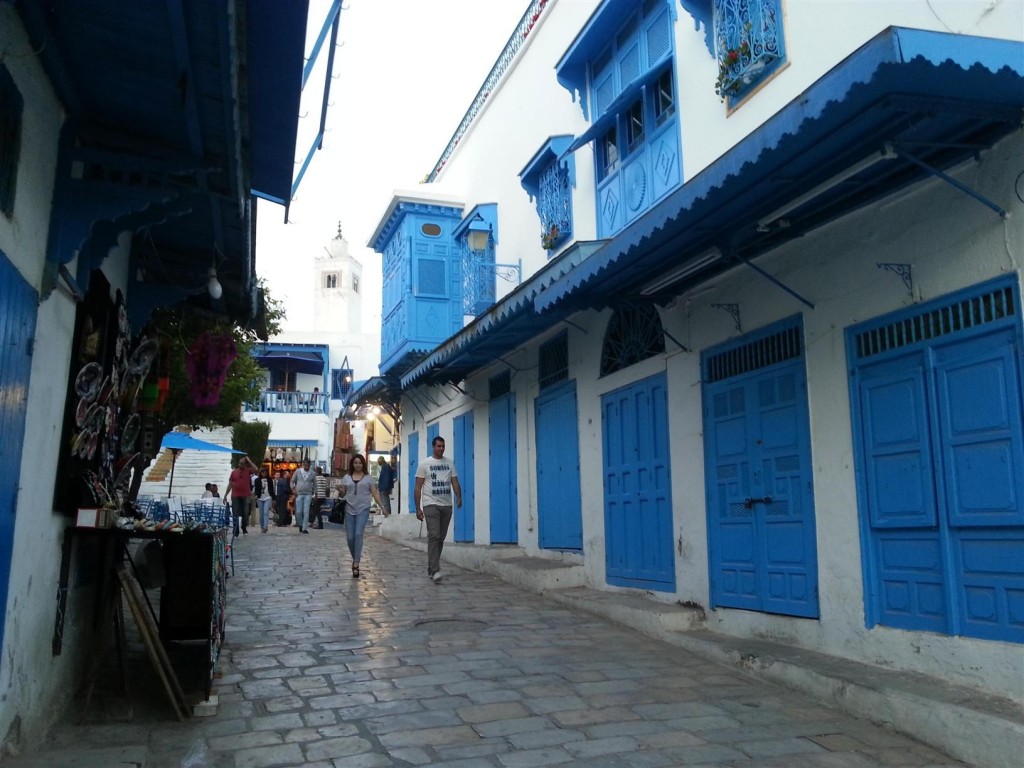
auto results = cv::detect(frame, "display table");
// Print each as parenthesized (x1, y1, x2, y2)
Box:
(53, 525, 229, 703)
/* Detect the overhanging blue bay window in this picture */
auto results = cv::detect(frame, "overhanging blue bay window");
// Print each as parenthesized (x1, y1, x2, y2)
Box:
(557, 0, 682, 239)
(520, 136, 576, 255)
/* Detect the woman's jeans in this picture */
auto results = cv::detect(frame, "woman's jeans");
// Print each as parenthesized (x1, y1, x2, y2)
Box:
(346, 509, 370, 562)
(295, 493, 312, 531)
(257, 497, 271, 530)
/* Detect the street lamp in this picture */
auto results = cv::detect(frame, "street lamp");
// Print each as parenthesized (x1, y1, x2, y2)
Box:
(466, 215, 491, 253)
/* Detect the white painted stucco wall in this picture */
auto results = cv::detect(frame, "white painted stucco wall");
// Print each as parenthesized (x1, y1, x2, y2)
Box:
(421, 129, 1024, 701)
(434, 0, 1024, 294)
(396, 0, 1024, 702)
(0, 8, 140, 752)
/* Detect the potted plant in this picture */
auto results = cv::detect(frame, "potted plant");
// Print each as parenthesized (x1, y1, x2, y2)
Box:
(540, 223, 560, 250)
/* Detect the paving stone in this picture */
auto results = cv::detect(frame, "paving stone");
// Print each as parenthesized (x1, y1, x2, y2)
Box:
(457, 701, 531, 723)
(496, 746, 575, 766)
(564, 735, 639, 757)
(13, 534, 968, 768)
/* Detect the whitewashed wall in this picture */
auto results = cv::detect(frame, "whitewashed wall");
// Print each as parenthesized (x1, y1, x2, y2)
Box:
(0, 8, 142, 752)
(438, 130, 1023, 701)
(434, 0, 1024, 290)
(399, 0, 1024, 702)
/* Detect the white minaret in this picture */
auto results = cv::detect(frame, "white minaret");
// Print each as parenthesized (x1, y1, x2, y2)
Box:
(314, 224, 364, 334)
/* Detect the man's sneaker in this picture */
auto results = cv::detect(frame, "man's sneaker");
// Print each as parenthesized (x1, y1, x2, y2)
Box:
(431, 571, 443, 583)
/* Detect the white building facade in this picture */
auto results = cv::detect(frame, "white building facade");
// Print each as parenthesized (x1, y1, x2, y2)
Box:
(365, 1, 1024, 760)
(243, 228, 386, 471)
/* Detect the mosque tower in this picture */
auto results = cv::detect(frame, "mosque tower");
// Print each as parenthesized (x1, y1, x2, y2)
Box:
(314, 223, 363, 334)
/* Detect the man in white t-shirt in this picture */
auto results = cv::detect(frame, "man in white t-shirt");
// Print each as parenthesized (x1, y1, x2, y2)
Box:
(414, 436, 462, 583)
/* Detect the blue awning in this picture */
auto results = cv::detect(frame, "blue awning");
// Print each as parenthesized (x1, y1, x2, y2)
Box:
(535, 27, 1024, 312)
(247, 0, 310, 205)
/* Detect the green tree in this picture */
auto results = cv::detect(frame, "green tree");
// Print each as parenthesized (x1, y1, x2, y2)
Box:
(231, 420, 271, 468)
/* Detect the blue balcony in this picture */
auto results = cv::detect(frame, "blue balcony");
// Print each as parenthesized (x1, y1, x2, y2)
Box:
(248, 389, 328, 414)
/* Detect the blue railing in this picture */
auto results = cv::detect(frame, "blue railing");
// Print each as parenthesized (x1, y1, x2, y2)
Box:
(427, 0, 551, 181)
(247, 390, 328, 414)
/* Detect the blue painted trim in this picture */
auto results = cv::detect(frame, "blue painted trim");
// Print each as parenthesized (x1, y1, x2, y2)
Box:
(556, 0, 676, 118)
(303, 0, 342, 89)
(536, 27, 1024, 313)
(679, 0, 714, 55)
(519, 135, 576, 200)
(427, 0, 555, 182)
(845, 275, 1024, 639)
(453, 203, 500, 245)
(369, 199, 464, 253)
(268, 439, 319, 447)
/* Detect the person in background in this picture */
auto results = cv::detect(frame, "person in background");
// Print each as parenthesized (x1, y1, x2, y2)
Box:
(415, 436, 461, 583)
(339, 454, 382, 578)
(290, 459, 315, 533)
(224, 457, 253, 536)
(255, 467, 272, 533)
(311, 466, 329, 529)
(202, 483, 214, 498)
(275, 470, 292, 527)
(376, 456, 395, 517)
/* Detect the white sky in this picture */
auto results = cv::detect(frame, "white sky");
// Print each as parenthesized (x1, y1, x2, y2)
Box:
(255, 0, 531, 343)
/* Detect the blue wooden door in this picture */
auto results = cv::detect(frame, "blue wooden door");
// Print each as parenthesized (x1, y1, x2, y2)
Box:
(0, 252, 37, 655)
(536, 381, 582, 550)
(489, 393, 518, 543)
(601, 373, 674, 590)
(852, 284, 1024, 643)
(453, 411, 475, 542)
(406, 432, 419, 513)
(703, 320, 819, 618)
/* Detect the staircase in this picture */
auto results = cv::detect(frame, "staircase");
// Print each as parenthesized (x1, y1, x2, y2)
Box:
(139, 426, 237, 500)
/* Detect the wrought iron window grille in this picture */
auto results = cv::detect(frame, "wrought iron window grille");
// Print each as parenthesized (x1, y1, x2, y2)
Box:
(713, 0, 785, 102)
(460, 235, 521, 317)
(539, 333, 569, 389)
(600, 303, 666, 376)
(538, 161, 572, 252)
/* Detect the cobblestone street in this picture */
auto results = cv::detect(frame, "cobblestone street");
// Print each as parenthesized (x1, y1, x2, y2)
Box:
(27, 527, 966, 768)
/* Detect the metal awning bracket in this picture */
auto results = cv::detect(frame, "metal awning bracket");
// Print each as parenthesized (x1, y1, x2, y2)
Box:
(736, 254, 816, 310)
(898, 150, 1009, 219)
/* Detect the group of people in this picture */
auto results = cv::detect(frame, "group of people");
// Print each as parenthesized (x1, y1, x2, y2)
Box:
(204, 444, 455, 586)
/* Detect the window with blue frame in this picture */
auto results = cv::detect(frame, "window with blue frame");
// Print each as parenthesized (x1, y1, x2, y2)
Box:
(713, 0, 786, 104)
(555, 0, 681, 239)
(520, 136, 576, 254)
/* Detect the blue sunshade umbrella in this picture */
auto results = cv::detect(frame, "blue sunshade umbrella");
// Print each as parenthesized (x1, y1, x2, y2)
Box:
(159, 432, 245, 496)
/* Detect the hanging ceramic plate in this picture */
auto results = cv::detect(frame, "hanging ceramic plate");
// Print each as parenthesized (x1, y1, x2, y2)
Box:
(127, 338, 159, 376)
(121, 413, 141, 452)
(74, 362, 104, 400)
(105, 404, 117, 435)
(96, 376, 114, 406)
(75, 398, 90, 427)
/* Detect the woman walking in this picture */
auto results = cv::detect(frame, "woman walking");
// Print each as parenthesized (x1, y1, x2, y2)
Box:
(339, 454, 382, 578)
(255, 467, 272, 533)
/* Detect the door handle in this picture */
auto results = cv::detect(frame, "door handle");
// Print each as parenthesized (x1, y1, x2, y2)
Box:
(743, 496, 773, 509)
